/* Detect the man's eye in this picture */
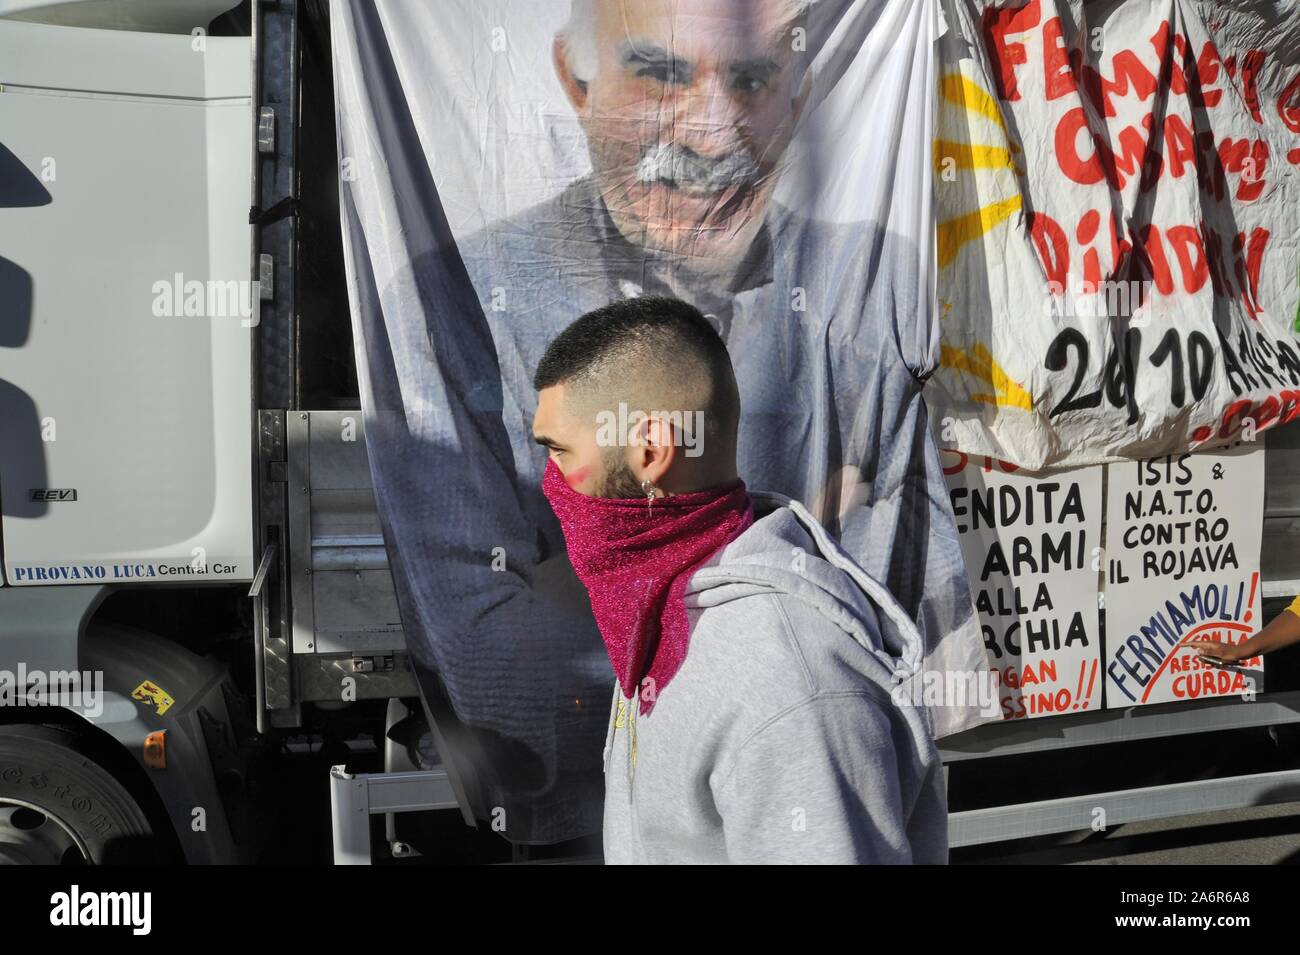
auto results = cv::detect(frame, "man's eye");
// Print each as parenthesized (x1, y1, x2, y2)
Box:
(733, 75, 769, 93)
(636, 65, 684, 84)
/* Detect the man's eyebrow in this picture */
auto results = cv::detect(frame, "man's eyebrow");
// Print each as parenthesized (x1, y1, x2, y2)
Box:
(618, 41, 694, 78)
(533, 433, 566, 449)
(729, 56, 781, 77)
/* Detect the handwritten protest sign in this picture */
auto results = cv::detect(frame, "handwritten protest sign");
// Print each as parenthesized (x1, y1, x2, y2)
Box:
(931, 0, 1300, 470)
(1103, 442, 1265, 707)
(943, 450, 1103, 719)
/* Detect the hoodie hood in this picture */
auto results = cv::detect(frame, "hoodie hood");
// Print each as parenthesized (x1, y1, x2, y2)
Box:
(684, 490, 925, 684)
(601, 488, 927, 792)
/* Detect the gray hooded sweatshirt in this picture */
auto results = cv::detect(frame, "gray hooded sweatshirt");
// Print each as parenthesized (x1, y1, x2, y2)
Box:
(601, 489, 949, 864)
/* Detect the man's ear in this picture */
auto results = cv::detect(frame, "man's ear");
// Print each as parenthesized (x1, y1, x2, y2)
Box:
(553, 36, 590, 113)
(635, 415, 678, 482)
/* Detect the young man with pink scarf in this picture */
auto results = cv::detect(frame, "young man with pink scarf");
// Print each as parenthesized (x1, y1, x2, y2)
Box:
(532, 296, 948, 864)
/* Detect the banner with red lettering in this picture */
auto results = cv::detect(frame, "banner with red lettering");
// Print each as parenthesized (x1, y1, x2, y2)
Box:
(929, 0, 1300, 468)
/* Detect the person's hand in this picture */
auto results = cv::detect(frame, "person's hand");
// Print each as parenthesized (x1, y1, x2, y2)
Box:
(1188, 639, 1244, 666)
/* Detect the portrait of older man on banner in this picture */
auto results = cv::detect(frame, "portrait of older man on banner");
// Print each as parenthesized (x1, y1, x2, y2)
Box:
(458, 0, 817, 331)
(333, 0, 993, 847)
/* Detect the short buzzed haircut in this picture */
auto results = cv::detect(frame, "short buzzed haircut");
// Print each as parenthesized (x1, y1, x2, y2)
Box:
(533, 296, 741, 461)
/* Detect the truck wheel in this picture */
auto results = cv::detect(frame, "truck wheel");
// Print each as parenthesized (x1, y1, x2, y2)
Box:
(0, 724, 162, 864)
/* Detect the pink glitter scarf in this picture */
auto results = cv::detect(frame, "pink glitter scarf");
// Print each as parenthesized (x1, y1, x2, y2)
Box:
(541, 457, 754, 716)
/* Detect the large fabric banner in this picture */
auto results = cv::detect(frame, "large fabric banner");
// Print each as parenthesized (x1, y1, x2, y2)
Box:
(932, 0, 1300, 468)
(332, 0, 993, 844)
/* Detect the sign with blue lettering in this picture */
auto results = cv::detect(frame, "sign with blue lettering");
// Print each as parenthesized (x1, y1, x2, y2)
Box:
(1103, 442, 1265, 707)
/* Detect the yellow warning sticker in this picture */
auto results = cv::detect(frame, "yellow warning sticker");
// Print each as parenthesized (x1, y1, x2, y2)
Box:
(132, 680, 175, 716)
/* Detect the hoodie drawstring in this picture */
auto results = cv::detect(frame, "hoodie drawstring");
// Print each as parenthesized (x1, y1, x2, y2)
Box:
(628, 697, 637, 794)
(603, 682, 638, 797)
(603, 682, 619, 775)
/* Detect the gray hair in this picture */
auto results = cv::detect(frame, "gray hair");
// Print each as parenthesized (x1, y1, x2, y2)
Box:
(559, 0, 820, 83)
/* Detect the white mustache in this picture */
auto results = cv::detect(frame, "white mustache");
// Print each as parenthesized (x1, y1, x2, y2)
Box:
(635, 142, 760, 192)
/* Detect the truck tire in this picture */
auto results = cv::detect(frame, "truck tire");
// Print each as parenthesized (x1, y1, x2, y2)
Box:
(0, 723, 163, 864)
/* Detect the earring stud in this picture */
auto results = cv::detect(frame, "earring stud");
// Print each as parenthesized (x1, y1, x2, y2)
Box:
(641, 478, 657, 512)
